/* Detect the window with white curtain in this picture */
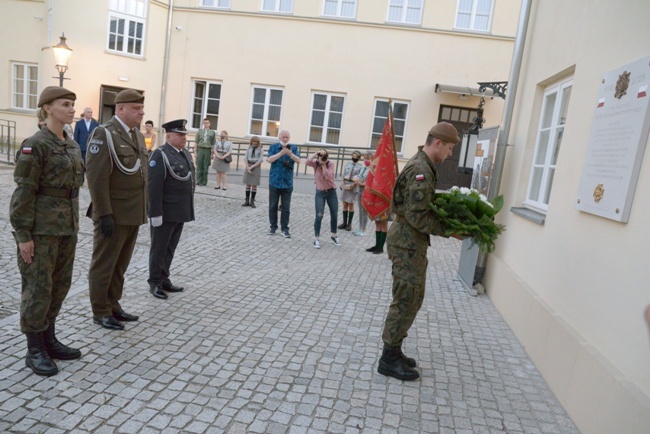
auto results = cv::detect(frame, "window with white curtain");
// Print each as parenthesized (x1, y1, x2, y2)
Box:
(386, 0, 423, 25)
(370, 99, 409, 153)
(200, 0, 231, 8)
(190, 80, 222, 130)
(249, 86, 284, 138)
(323, 0, 357, 18)
(107, 0, 147, 56)
(12, 63, 38, 110)
(525, 77, 573, 212)
(261, 0, 293, 13)
(455, 0, 493, 32)
(308, 93, 345, 145)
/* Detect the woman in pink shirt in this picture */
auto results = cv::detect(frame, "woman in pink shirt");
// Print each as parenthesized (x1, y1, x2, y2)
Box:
(306, 150, 340, 249)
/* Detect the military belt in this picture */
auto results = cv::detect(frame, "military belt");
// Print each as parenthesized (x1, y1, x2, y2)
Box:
(38, 186, 79, 199)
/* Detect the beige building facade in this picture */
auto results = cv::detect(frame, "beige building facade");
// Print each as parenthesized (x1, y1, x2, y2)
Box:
(484, 0, 650, 432)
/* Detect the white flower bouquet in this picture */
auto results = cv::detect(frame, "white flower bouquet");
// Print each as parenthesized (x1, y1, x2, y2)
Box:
(429, 186, 505, 252)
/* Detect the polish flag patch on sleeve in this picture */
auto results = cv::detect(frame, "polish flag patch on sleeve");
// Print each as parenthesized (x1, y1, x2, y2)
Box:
(22, 147, 32, 154)
(415, 174, 425, 181)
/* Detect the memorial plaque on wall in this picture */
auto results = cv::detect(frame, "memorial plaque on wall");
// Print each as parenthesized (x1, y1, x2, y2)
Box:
(576, 55, 650, 222)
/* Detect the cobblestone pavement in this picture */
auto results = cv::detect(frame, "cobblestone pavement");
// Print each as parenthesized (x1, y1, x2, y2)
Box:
(0, 163, 579, 433)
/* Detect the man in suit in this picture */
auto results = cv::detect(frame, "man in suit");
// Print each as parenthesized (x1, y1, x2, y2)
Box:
(73, 107, 99, 162)
(194, 118, 215, 186)
(147, 119, 195, 299)
(85, 89, 148, 330)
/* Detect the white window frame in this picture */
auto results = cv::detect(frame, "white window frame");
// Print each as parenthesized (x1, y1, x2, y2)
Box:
(386, 0, 423, 25)
(307, 92, 346, 145)
(261, 0, 293, 13)
(12, 63, 38, 110)
(454, 0, 494, 32)
(190, 80, 223, 130)
(107, 0, 147, 57)
(524, 77, 573, 213)
(322, 0, 357, 19)
(370, 99, 409, 154)
(200, 0, 231, 8)
(248, 85, 284, 138)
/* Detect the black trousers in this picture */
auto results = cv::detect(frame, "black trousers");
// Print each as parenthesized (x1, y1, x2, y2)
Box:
(148, 221, 184, 288)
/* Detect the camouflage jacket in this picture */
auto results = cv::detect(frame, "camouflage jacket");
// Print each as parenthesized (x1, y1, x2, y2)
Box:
(387, 146, 445, 250)
(10, 127, 83, 243)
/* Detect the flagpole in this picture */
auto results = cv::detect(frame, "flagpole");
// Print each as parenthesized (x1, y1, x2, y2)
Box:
(387, 99, 399, 176)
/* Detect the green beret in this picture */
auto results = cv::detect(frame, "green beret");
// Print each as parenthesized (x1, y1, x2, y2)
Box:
(38, 86, 76, 108)
(428, 122, 461, 145)
(115, 89, 145, 104)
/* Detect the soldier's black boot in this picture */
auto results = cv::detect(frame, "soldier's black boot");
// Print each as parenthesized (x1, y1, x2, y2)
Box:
(399, 346, 417, 368)
(377, 345, 419, 381)
(43, 320, 82, 360)
(25, 332, 58, 376)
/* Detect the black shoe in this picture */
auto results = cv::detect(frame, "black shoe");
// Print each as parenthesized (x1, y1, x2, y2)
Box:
(242, 201, 250, 207)
(150, 286, 168, 299)
(373, 248, 384, 255)
(25, 332, 58, 376)
(162, 283, 184, 292)
(43, 321, 82, 360)
(366, 246, 378, 252)
(113, 309, 139, 322)
(377, 345, 419, 381)
(337, 223, 347, 230)
(250, 201, 256, 209)
(399, 347, 417, 368)
(346, 224, 352, 231)
(93, 316, 125, 330)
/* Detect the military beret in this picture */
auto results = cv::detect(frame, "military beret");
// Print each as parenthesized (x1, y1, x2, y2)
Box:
(428, 122, 461, 145)
(38, 86, 76, 107)
(162, 119, 188, 134)
(115, 89, 145, 104)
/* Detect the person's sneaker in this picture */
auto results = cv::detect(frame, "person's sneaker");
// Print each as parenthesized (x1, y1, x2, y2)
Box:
(268, 229, 276, 236)
(354, 229, 366, 236)
(281, 230, 291, 238)
(331, 236, 341, 246)
(313, 240, 321, 249)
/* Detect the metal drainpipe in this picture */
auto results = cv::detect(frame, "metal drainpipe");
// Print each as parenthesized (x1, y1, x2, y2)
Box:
(474, 0, 533, 285)
(158, 0, 174, 133)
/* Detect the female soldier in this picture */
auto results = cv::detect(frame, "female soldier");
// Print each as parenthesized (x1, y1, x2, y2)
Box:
(242, 136, 263, 208)
(10, 86, 84, 376)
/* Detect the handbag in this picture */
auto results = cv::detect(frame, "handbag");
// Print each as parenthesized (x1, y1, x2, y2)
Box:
(224, 155, 232, 164)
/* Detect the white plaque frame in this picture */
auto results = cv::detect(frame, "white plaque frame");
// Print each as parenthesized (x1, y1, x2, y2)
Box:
(576, 55, 650, 222)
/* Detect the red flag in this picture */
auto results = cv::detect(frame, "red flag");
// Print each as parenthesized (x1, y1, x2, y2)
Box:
(362, 117, 397, 220)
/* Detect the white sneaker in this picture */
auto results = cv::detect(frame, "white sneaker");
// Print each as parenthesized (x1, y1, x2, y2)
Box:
(313, 240, 321, 249)
(331, 236, 341, 246)
(354, 229, 367, 237)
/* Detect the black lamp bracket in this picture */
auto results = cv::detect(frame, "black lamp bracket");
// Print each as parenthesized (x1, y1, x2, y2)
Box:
(477, 81, 508, 100)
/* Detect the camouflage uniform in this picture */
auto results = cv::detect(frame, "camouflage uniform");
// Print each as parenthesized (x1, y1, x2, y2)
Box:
(10, 127, 83, 333)
(382, 146, 445, 348)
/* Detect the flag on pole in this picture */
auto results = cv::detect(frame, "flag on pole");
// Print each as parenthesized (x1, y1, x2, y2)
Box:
(362, 116, 398, 220)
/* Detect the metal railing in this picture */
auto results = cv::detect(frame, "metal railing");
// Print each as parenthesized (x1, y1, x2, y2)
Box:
(0, 120, 17, 163)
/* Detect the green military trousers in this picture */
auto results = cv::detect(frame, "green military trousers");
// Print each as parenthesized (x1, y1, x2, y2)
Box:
(18, 234, 77, 333)
(382, 244, 428, 347)
(196, 147, 212, 185)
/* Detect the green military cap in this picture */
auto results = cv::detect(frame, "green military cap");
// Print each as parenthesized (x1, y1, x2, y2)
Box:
(37, 86, 76, 107)
(428, 122, 461, 144)
(115, 89, 145, 104)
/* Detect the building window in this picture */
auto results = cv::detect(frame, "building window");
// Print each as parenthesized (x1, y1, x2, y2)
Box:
(309, 93, 345, 145)
(191, 80, 222, 130)
(387, 0, 423, 25)
(12, 63, 38, 110)
(370, 99, 409, 153)
(525, 77, 573, 212)
(249, 86, 283, 138)
(455, 0, 493, 32)
(200, 0, 231, 7)
(107, 0, 147, 56)
(261, 0, 293, 13)
(323, 0, 356, 18)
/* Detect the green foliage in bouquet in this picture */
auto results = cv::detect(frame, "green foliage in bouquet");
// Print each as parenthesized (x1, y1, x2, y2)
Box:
(429, 187, 506, 253)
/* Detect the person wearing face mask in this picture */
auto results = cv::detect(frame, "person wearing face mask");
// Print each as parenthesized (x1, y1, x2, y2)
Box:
(353, 151, 374, 237)
(212, 130, 233, 190)
(339, 151, 363, 231)
(10, 86, 84, 376)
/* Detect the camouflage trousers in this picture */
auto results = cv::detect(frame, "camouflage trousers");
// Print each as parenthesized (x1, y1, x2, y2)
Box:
(382, 245, 428, 347)
(17, 234, 77, 333)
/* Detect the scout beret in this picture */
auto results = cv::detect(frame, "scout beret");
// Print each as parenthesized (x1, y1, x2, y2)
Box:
(115, 89, 145, 104)
(428, 122, 461, 145)
(38, 86, 76, 107)
(162, 119, 188, 134)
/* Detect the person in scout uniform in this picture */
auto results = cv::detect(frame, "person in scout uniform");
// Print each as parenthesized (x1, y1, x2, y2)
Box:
(377, 122, 460, 381)
(338, 150, 363, 231)
(85, 88, 148, 331)
(194, 118, 215, 186)
(10, 86, 84, 376)
(147, 119, 196, 299)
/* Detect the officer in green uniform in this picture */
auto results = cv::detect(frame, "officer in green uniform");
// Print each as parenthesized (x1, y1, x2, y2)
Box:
(10, 86, 84, 376)
(377, 122, 460, 381)
(86, 89, 148, 331)
(194, 118, 216, 186)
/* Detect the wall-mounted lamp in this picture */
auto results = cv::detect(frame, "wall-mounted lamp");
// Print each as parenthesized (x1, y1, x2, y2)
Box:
(52, 33, 73, 87)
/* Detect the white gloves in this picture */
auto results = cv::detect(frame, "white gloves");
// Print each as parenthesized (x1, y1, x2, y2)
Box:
(150, 216, 163, 227)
